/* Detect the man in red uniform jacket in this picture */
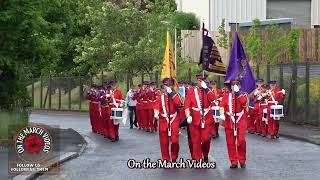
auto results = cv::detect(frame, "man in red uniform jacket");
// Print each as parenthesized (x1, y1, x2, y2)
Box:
(267, 81, 286, 139)
(135, 84, 143, 129)
(258, 84, 269, 137)
(108, 80, 124, 142)
(184, 74, 216, 162)
(219, 79, 248, 168)
(154, 78, 181, 162)
(86, 85, 96, 133)
(91, 85, 100, 134)
(139, 81, 150, 131)
(150, 81, 160, 132)
(100, 83, 112, 139)
(249, 79, 264, 134)
(209, 80, 223, 138)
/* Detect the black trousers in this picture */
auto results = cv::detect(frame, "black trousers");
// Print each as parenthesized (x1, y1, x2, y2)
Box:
(128, 106, 137, 128)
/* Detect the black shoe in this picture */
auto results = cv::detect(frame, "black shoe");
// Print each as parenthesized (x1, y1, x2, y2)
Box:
(203, 156, 209, 163)
(275, 134, 280, 138)
(130, 127, 133, 129)
(230, 164, 238, 169)
(270, 135, 275, 139)
(111, 138, 116, 142)
(240, 163, 246, 168)
(216, 133, 219, 137)
(257, 133, 261, 136)
(134, 122, 138, 127)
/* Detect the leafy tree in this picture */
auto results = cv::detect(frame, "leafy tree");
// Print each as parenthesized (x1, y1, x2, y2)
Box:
(244, 19, 262, 64)
(217, 18, 228, 49)
(286, 27, 300, 61)
(264, 24, 285, 64)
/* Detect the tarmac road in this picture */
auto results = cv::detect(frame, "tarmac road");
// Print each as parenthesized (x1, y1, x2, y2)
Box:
(30, 111, 320, 180)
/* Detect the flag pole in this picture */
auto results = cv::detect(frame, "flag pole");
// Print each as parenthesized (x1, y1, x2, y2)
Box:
(174, 27, 177, 73)
(168, 31, 172, 137)
(201, 22, 205, 128)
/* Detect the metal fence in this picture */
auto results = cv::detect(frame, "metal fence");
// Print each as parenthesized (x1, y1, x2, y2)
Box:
(253, 62, 320, 125)
(26, 75, 92, 111)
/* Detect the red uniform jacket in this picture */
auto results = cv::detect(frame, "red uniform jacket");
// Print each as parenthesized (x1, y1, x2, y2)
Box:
(109, 89, 123, 108)
(220, 92, 247, 129)
(154, 93, 181, 131)
(139, 88, 151, 109)
(150, 89, 160, 109)
(211, 87, 223, 99)
(184, 87, 216, 127)
(271, 88, 285, 104)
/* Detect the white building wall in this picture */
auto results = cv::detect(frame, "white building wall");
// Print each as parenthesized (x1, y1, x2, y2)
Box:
(176, 0, 267, 31)
(211, 0, 267, 31)
(176, 0, 210, 28)
(312, 0, 320, 27)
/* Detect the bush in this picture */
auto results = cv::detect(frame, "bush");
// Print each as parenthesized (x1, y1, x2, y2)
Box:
(297, 77, 320, 107)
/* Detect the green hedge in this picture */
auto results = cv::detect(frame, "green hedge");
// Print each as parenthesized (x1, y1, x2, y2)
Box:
(0, 111, 29, 142)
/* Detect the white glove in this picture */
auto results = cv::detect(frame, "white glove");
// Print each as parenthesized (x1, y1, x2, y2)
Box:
(233, 85, 240, 93)
(257, 96, 262, 100)
(218, 97, 223, 101)
(219, 114, 226, 121)
(154, 112, 159, 120)
(166, 86, 172, 94)
(200, 81, 208, 89)
(262, 93, 267, 97)
(281, 89, 285, 95)
(254, 90, 259, 96)
(187, 116, 193, 124)
(105, 94, 111, 98)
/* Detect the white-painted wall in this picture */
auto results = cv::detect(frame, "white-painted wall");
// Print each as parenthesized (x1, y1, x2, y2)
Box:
(312, 0, 320, 27)
(176, 0, 267, 31)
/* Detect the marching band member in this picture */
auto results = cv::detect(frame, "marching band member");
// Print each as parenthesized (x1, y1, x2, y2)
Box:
(108, 80, 124, 142)
(267, 81, 286, 139)
(135, 84, 143, 130)
(259, 84, 270, 137)
(177, 81, 186, 125)
(184, 73, 216, 162)
(86, 85, 96, 133)
(150, 81, 160, 132)
(96, 85, 106, 135)
(219, 79, 248, 168)
(179, 81, 194, 158)
(209, 80, 223, 138)
(249, 79, 264, 134)
(154, 78, 181, 162)
(139, 81, 150, 131)
(100, 82, 111, 138)
(91, 85, 100, 134)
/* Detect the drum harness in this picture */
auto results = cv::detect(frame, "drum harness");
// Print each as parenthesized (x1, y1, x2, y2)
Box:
(192, 88, 210, 129)
(225, 93, 244, 137)
(161, 94, 177, 137)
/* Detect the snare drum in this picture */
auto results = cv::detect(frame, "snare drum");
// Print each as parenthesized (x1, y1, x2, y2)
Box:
(211, 106, 220, 122)
(270, 105, 284, 120)
(111, 108, 123, 120)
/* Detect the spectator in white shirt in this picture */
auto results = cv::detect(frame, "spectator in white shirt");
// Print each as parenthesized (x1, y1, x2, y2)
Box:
(126, 87, 138, 129)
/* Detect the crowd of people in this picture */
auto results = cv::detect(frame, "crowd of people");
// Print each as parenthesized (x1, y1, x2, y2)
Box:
(86, 73, 286, 168)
